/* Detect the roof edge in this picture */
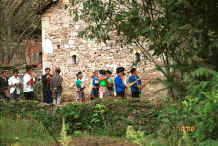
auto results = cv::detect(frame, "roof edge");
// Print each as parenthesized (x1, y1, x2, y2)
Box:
(38, 0, 60, 15)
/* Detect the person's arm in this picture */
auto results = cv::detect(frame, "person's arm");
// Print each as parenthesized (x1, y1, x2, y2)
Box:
(42, 75, 46, 85)
(137, 76, 142, 85)
(107, 79, 111, 87)
(116, 78, 126, 89)
(8, 78, 15, 88)
(50, 78, 53, 91)
(56, 76, 63, 88)
(98, 76, 107, 81)
(128, 76, 133, 83)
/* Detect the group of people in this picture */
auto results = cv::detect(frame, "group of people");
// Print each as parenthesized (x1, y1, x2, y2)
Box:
(0, 66, 63, 105)
(75, 67, 149, 102)
(0, 65, 149, 104)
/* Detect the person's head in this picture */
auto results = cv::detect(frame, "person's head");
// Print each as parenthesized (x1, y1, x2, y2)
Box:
(13, 69, 19, 77)
(92, 70, 98, 78)
(77, 72, 83, 79)
(45, 67, 51, 75)
(99, 70, 106, 77)
(55, 67, 61, 74)
(1, 70, 7, 77)
(130, 68, 137, 76)
(106, 70, 112, 78)
(116, 67, 125, 77)
(26, 65, 32, 74)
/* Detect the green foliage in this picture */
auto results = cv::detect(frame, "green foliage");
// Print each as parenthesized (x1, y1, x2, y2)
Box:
(69, 0, 218, 100)
(0, 116, 54, 146)
(90, 103, 107, 128)
(126, 126, 145, 146)
(157, 68, 218, 145)
(0, 99, 159, 138)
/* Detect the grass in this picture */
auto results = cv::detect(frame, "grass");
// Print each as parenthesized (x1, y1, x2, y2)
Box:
(0, 116, 55, 146)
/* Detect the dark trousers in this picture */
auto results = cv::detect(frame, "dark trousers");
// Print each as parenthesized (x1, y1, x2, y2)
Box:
(132, 91, 140, 98)
(131, 87, 140, 98)
(117, 91, 125, 98)
(43, 90, 52, 104)
(91, 88, 99, 99)
(0, 92, 9, 101)
(24, 92, 34, 100)
(11, 92, 19, 101)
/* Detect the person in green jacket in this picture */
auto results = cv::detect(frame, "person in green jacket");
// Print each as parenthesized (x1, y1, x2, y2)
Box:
(98, 70, 108, 98)
(106, 70, 114, 97)
(76, 72, 85, 102)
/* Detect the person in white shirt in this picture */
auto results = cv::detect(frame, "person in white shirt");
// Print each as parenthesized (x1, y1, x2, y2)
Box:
(8, 69, 22, 101)
(23, 66, 36, 100)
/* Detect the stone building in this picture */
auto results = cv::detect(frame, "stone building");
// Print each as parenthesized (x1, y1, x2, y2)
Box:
(41, 0, 163, 98)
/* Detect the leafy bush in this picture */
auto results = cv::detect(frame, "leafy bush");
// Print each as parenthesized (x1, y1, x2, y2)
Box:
(0, 98, 160, 143)
(126, 126, 145, 146)
(157, 68, 218, 145)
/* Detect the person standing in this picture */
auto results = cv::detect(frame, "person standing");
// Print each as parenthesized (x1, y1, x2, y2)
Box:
(128, 68, 142, 98)
(23, 66, 36, 100)
(98, 70, 108, 98)
(0, 70, 10, 101)
(42, 68, 52, 104)
(106, 70, 114, 97)
(50, 68, 63, 105)
(8, 69, 22, 101)
(90, 70, 99, 100)
(114, 67, 126, 98)
(75, 72, 85, 102)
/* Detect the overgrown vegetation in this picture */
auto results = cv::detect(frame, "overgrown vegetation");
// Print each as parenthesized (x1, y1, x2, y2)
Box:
(69, 0, 218, 99)
(63, 0, 218, 145)
(1, 0, 218, 145)
(0, 99, 159, 145)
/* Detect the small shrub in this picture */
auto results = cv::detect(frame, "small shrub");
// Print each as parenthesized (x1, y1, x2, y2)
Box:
(126, 126, 145, 146)
(59, 118, 72, 146)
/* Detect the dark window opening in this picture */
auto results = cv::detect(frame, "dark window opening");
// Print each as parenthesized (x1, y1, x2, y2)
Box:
(57, 45, 60, 49)
(72, 55, 77, 64)
(135, 53, 141, 63)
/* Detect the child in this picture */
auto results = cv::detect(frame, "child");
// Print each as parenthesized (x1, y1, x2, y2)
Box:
(106, 70, 114, 97)
(98, 70, 108, 98)
(76, 72, 85, 102)
(114, 67, 126, 98)
(90, 70, 99, 100)
(128, 68, 142, 98)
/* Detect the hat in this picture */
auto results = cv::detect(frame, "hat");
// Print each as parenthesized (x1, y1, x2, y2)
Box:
(99, 70, 106, 75)
(130, 68, 136, 73)
(116, 67, 125, 74)
(55, 67, 61, 73)
(13, 69, 19, 73)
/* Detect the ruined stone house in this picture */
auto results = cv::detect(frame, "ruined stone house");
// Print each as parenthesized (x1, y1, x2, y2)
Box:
(41, 0, 163, 98)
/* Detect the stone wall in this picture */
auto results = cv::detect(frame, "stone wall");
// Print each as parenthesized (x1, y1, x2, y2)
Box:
(42, 0, 164, 98)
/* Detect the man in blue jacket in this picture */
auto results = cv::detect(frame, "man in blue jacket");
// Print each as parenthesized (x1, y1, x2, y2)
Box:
(114, 67, 126, 98)
(128, 68, 142, 98)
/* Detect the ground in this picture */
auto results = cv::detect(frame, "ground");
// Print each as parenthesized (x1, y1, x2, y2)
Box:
(68, 135, 139, 146)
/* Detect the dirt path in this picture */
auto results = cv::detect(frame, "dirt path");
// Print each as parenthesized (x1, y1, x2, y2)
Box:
(68, 136, 139, 146)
